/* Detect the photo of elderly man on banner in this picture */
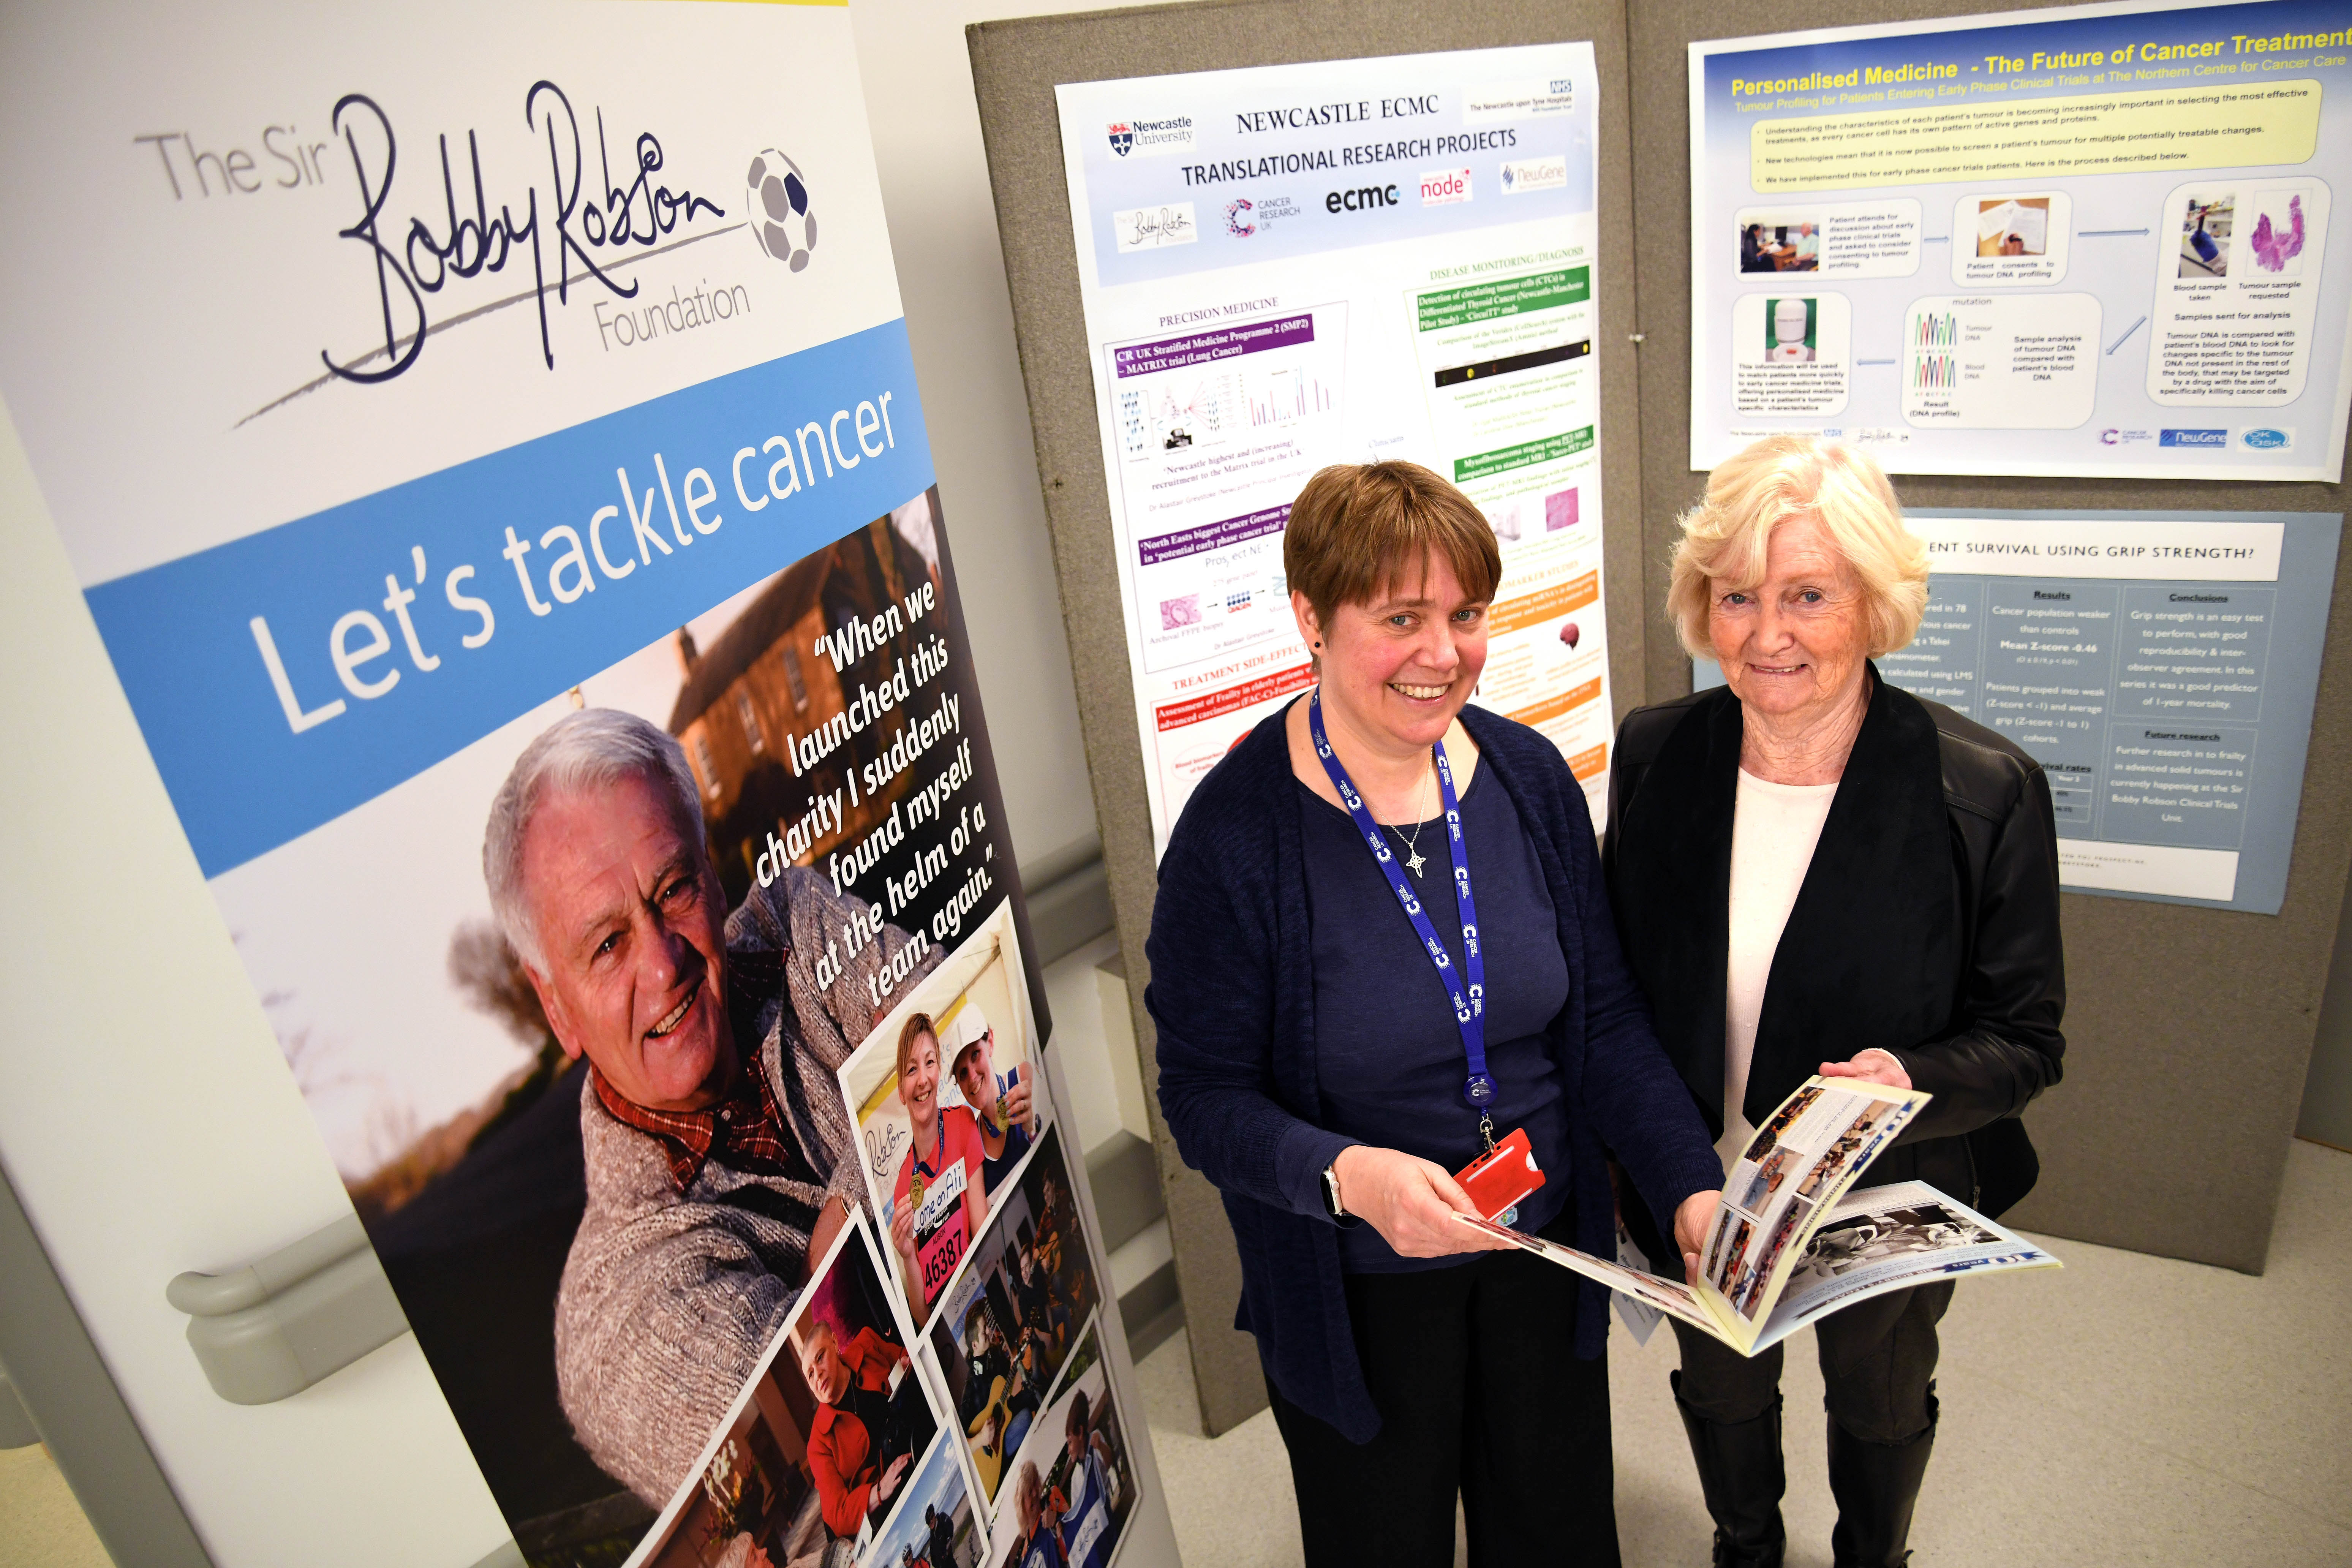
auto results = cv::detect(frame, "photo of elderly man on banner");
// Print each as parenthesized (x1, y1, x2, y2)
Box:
(213, 492, 1040, 1565)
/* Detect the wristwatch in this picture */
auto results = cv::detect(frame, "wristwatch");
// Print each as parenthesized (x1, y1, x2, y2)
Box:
(1320, 1158, 1346, 1219)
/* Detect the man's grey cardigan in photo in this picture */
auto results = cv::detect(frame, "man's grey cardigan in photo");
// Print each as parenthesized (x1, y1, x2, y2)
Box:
(553, 865, 937, 1502)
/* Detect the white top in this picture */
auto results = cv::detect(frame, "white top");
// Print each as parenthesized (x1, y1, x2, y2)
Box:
(1719, 768, 1840, 1173)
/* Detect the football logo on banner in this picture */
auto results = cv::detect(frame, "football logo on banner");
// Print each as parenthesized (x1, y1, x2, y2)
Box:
(747, 147, 817, 269)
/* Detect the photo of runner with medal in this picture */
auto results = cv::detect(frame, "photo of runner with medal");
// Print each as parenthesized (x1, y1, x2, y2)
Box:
(890, 1012, 988, 1313)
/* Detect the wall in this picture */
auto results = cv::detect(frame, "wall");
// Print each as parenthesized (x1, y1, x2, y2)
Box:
(851, 0, 1166, 874)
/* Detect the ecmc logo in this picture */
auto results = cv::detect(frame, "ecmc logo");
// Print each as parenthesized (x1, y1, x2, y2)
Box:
(2242, 427, 2292, 450)
(1326, 183, 1400, 213)
(2158, 428, 2227, 448)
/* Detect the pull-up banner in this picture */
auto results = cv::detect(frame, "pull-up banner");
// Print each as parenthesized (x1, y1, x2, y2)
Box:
(0, 5, 1151, 1567)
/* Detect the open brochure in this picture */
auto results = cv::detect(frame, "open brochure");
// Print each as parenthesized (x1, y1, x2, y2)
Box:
(1461, 1077, 2061, 1356)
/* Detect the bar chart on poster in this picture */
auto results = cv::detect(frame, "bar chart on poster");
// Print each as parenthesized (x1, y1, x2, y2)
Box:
(1057, 44, 1618, 851)
(1699, 510, 2340, 912)
(1690, 0, 2352, 480)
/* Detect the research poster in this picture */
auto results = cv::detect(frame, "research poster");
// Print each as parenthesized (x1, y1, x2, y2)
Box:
(0, 6, 1159, 1567)
(1057, 45, 1617, 851)
(1699, 511, 2340, 913)
(1691, 0, 2352, 481)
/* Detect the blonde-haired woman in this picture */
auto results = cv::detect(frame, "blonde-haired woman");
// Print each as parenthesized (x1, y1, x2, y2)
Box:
(1604, 436, 2066, 1568)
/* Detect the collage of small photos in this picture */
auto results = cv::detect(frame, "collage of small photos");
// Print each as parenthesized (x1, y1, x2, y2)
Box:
(1701, 1082, 1913, 1326)
(627, 901, 1140, 1568)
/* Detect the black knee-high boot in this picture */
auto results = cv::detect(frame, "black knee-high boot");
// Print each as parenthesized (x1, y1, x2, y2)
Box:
(1826, 1390, 1938, 1567)
(1671, 1371, 1786, 1568)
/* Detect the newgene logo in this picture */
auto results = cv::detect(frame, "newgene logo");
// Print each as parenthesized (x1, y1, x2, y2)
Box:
(1499, 156, 1567, 194)
(2159, 428, 2228, 448)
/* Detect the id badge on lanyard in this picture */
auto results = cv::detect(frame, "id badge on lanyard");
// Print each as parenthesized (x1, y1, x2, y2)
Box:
(1308, 692, 1546, 1224)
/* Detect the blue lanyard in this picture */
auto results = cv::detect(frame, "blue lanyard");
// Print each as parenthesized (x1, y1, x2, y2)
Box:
(1307, 690, 1492, 1111)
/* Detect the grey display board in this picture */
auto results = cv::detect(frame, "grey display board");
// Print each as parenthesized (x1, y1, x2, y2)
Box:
(979, 0, 2352, 1438)
(969, 0, 1648, 1437)
(1629, 0, 2352, 1275)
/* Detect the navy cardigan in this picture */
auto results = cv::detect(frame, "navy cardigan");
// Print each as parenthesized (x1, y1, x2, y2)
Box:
(1146, 699, 1723, 1442)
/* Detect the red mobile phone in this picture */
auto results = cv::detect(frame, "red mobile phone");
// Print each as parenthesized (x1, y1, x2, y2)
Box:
(1456, 1127, 1545, 1223)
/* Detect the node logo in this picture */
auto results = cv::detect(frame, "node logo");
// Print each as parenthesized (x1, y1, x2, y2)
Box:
(1108, 122, 1135, 157)
(1225, 198, 1257, 237)
(746, 149, 816, 271)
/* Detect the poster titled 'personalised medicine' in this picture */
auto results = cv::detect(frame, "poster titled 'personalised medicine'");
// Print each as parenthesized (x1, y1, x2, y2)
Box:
(0, 6, 1153, 1568)
(1691, 0, 2352, 481)
(1057, 46, 1617, 850)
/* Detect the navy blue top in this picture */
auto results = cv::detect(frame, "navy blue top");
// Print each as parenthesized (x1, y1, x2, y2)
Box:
(1299, 767, 1572, 1270)
(1145, 698, 1723, 1442)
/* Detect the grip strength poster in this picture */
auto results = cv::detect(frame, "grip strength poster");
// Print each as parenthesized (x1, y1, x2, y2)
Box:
(0, 5, 1150, 1567)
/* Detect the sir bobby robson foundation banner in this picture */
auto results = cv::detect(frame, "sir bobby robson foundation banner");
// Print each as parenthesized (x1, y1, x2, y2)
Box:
(1057, 45, 1618, 849)
(0, 5, 1149, 1566)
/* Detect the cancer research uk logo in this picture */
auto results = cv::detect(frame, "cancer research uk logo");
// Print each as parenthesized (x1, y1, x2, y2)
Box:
(1107, 115, 1196, 158)
(1114, 203, 1197, 253)
(1225, 198, 1257, 237)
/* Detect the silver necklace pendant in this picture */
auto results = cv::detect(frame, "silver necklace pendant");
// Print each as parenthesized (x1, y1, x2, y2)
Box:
(1402, 845, 1428, 877)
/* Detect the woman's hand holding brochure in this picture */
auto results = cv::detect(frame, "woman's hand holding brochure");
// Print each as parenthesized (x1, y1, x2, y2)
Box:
(1457, 1075, 2061, 1357)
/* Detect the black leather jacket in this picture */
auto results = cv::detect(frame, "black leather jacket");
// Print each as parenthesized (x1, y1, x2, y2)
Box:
(1603, 670, 2065, 1218)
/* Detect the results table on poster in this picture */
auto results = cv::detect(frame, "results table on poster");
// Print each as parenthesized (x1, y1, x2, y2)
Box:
(1705, 511, 2338, 912)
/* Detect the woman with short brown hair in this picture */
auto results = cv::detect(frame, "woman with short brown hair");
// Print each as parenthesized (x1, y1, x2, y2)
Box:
(1149, 460, 1723, 1565)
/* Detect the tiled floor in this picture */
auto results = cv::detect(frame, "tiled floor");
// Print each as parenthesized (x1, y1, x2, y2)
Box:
(1138, 1136, 2352, 1567)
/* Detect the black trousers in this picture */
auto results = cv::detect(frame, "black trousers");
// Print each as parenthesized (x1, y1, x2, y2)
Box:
(1266, 1220, 1619, 1568)
(1617, 1174, 1952, 1445)
(1671, 1280, 1953, 1444)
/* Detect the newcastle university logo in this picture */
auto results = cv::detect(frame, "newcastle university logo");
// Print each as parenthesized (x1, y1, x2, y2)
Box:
(1108, 122, 1134, 156)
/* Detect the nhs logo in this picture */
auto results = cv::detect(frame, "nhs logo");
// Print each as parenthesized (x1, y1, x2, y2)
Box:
(2159, 428, 2227, 448)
